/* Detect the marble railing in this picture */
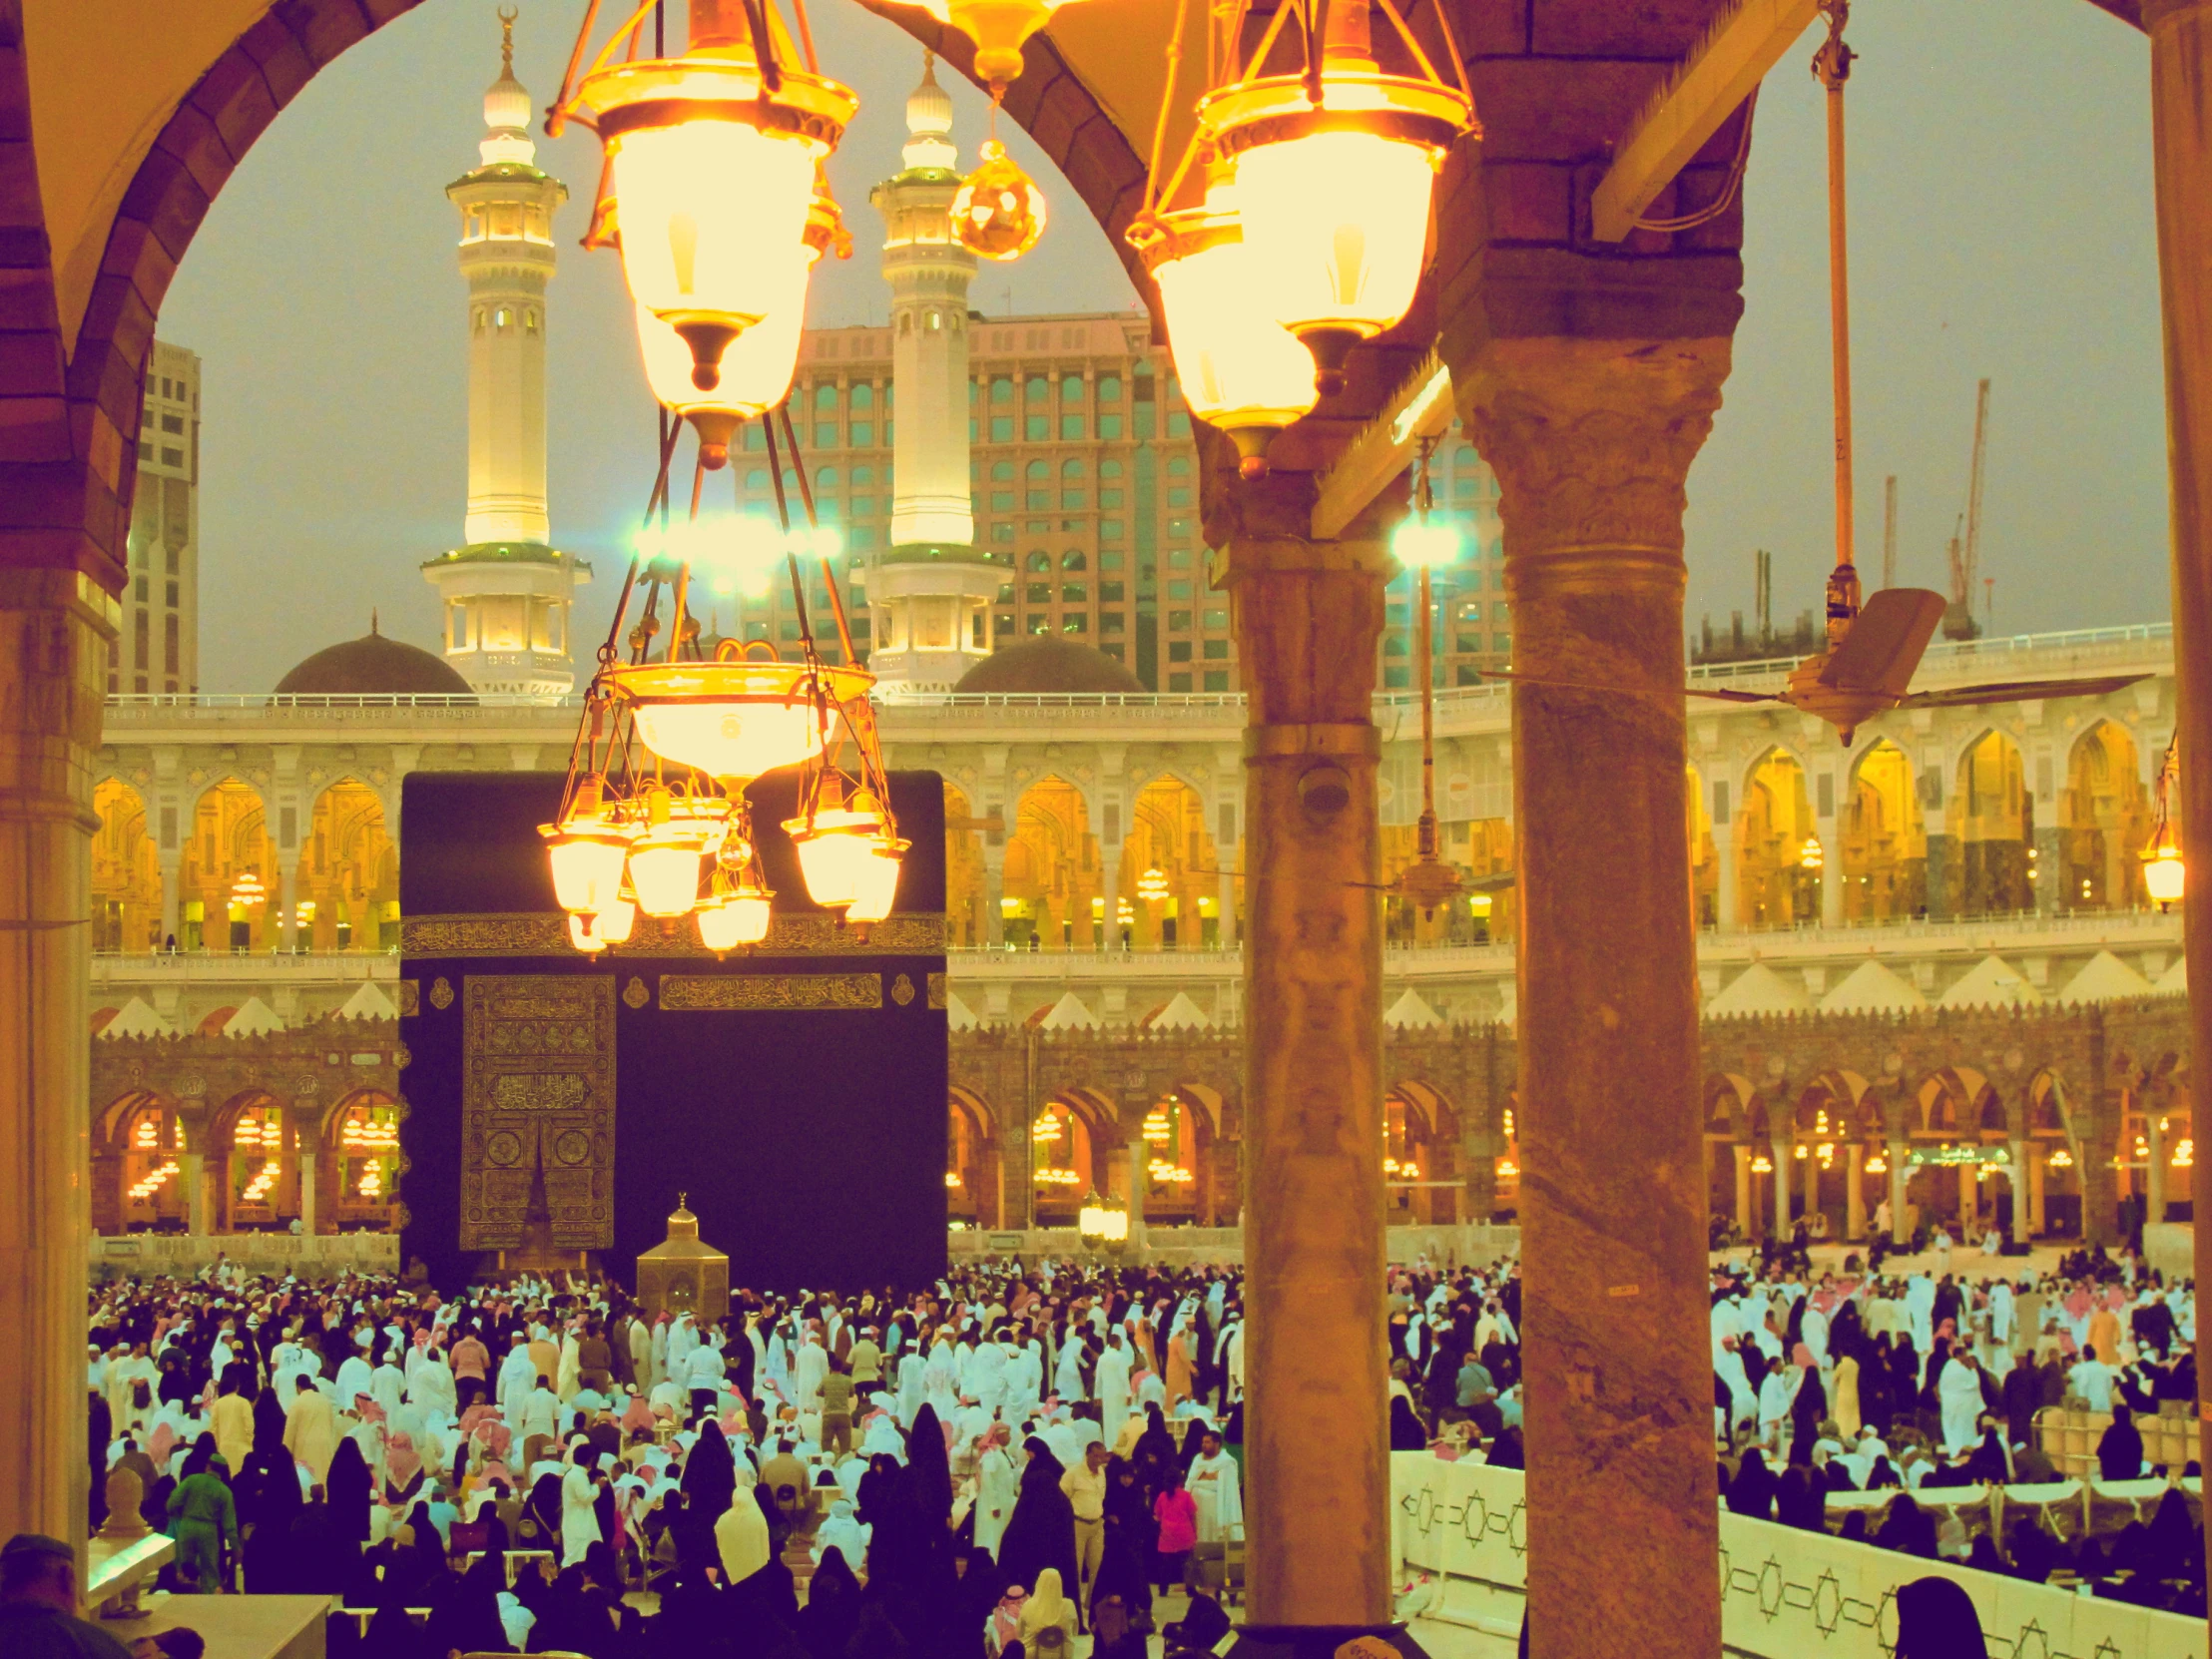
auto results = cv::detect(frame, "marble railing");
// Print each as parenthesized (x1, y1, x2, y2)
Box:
(948, 1223, 1521, 1269)
(1392, 1451, 2205, 1658)
(88, 1232, 400, 1280)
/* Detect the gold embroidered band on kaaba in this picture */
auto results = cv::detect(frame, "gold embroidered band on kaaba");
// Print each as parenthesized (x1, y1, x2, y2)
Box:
(402, 912, 945, 959)
(659, 973, 882, 1011)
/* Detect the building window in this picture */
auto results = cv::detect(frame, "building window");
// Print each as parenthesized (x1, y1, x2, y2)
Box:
(1098, 375, 1122, 400)
(1060, 415, 1084, 439)
(160, 414, 184, 435)
(1098, 414, 1124, 439)
(991, 524, 1015, 543)
(1099, 580, 1123, 601)
(1026, 415, 1049, 441)
(1062, 613, 1089, 633)
(1169, 640, 1192, 662)
(1101, 643, 1125, 661)
(851, 384, 874, 410)
(991, 416, 1014, 441)
(1100, 519, 1124, 541)
(165, 582, 179, 608)
(1167, 487, 1192, 508)
(849, 422, 873, 446)
(164, 613, 179, 672)
(1203, 670, 1229, 692)
(1099, 488, 1124, 509)
(1062, 582, 1087, 602)
(1202, 637, 1229, 659)
(1026, 583, 1051, 603)
(161, 448, 183, 467)
(1027, 614, 1050, 634)
(1168, 610, 1192, 632)
(1101, 611, 1126, 633)
(990, 491, 1015, 510)
(1168, 580, 1193, 600)
(1169, 672, 1192, 692)
(996, 613, 1015, 635)
(1026, 551, 1051, 572)
(1062, 550, 1087, 571)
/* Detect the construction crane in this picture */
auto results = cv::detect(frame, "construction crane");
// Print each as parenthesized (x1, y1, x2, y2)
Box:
(1882, 475, 1897, 590)
(1942, 378, 1991, 641)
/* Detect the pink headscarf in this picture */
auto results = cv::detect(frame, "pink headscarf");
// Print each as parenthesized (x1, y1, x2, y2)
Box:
(148, 1421, 178, 1469)
(385, 1431, 422, 1487)
(621, 1395, 655, 1435)
(1792, 1343, 1815, 1371)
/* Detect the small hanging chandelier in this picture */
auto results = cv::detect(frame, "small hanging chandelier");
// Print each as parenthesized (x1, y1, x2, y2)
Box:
(542, 392, 904, 952)
(550, 0, 856, 447)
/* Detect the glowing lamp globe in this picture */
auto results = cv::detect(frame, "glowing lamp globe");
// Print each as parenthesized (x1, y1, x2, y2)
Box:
(908, 0, 1086, 92)
(568, 913, 610, 953)
(786, 799, 889, 909)
(845, 837, 911, 923)
(581, 51, 856, 393)
(1201, 70, 1471, 393)
(1391, 517, 1460, 569)
(597, 896, 637, 945)
(613, 656, 871, 785)
(1140, 181, 1318, 477)
(541, 820, 635, 914)
(629, 828, 708, 917)
(951, 142, 1047, 262)
(2144, 841, 2186, 904)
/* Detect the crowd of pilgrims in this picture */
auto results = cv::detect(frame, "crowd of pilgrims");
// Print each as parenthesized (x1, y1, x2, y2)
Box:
(86, 1257, 1286, 1658)
(86, 1243, 2212, 1650)
(1708, 1242, 2209, 1615)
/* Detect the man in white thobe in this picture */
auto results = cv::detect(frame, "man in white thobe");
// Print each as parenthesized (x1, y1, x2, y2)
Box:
(1095, 1332, 1132, 1450)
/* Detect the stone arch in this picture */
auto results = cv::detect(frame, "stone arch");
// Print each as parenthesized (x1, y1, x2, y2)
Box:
(1705, 1073, 1755, 1137)
(1842, 741, 1926, 921)
(181, 777, 273, 952)
(947, 1084, 1001, 1228)
(1686, 763, 1718, 929)
(298, 777, 397, 950)
(322, 1087, 399, 1228)
(2059, 719, 2152, 911)
(1121, 775, 1220, 950)
(942, 781, 987, 948)
(38, 2, 439, 588)
(1385, 1079, 1463, 1224)
(1947, 729, 2034, 916)
(97, 1092, 187, 1234)
(1003, 775, 1097, 951)
(208, 1087, 286, 1233)
(1735, 747, 1819, 931)
(92, 778, 163, 953)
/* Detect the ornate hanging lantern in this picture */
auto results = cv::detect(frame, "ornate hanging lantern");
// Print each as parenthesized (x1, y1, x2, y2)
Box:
(1134, 173, 1316, 476)
(2142, 733, 2184, 908)
(551, 0, 855, 427)
(1176, 0, 1473, 396)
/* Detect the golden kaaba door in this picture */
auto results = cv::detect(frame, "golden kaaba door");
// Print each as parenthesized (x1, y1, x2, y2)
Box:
(460, 974, 616, 1251)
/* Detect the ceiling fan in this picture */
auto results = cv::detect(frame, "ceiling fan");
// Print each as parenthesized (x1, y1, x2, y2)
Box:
(1484, 559, 2145, 746)
(1484, 560, 2147, 747)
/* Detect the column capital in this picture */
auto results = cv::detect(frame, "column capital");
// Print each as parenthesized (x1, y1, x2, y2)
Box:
(1458, 335, 1731, 564)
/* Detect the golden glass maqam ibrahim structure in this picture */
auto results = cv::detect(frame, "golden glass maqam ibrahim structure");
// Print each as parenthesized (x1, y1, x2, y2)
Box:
(635, 1194, 731, 1320)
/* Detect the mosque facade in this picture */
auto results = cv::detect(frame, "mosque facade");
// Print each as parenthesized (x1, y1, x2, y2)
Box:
(79, 52, 2194, 1258)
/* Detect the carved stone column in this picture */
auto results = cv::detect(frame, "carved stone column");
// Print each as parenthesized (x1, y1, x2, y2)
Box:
(1221, 469, 1394, 1638)
(0, 570, 112, 1556)
(1847, 1144, 1866, 1242)
(1461, 335, 1728, 1659)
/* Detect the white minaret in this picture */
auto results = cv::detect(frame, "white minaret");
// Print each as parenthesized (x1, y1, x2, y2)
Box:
(864, 56, 997, 693)
(422, 11, 588, 700)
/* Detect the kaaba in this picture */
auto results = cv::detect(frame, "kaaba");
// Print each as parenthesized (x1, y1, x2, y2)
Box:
(396, 769, 947, 1294)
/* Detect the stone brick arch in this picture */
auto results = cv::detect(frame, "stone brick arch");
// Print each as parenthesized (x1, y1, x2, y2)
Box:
(23, 1, 437, 589)
(1705, 1073, 1755, 1137)
(947, 1083, 1002, 1228)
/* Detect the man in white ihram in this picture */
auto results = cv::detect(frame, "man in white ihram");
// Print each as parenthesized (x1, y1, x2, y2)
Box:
(1187, 1427, 1242, 1544)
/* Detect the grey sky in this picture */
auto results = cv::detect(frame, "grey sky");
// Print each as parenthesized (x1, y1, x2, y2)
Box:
(163, 0, 2165, 690)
